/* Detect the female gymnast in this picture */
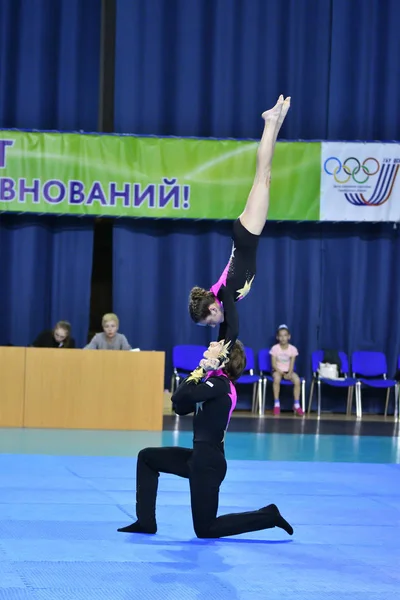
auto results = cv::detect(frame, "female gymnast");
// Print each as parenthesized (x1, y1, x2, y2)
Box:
(118, 342, 293, 539)
(189, 96, 291, 369)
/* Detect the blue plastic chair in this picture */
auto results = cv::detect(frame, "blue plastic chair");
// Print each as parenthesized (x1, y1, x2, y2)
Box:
(352, 351, 398, 418)
(257, 349, 305, 416)
(307, 350, 356, 417)
(170, 345, 208, 392)
(236, 347, 262, 412)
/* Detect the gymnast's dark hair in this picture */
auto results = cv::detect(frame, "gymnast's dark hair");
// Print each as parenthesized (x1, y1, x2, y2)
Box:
(189, 287, 216, 323)
(223, 340, 246, 382)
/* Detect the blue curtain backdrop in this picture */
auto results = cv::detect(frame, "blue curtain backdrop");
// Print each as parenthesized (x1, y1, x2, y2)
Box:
(327, 0, 400, 140)
(0, 215, 94, 348)
(113, 220, 400, 411)
(2, 0, 399, 139)
(0, 0, 101, 131)
(114, 0, 331, 139)
(114, 0, 400, 141)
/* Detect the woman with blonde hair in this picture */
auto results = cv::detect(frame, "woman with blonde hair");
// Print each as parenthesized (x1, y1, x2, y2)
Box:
(85, 313, 131, 350)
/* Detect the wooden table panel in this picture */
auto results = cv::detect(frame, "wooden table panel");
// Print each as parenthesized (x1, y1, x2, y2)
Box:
(0, 347, 26, 427)
(24, 349, 165, 431)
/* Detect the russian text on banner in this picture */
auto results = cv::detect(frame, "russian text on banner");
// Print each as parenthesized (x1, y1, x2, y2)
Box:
(0, 131, 320, 221)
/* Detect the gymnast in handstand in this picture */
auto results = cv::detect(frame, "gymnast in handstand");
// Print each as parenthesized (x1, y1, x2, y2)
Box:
(118, 341, 293, 539)
(189, 96, 291, 369)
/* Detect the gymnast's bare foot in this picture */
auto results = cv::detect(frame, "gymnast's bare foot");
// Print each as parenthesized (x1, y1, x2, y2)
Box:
(262, 95, 284, 124)
(261, 95, 291, 142)
(275, 96, 291, 134)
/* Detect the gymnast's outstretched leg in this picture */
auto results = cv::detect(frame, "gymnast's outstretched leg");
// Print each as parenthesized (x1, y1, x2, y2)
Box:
(117, 447, 191, 534)
(239, 95, 291, 235)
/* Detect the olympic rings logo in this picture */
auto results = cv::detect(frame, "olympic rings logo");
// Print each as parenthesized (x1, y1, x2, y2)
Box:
(324, 157, 380, 184)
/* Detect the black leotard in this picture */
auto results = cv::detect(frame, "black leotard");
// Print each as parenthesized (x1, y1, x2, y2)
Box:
(210, 219, 259, 363)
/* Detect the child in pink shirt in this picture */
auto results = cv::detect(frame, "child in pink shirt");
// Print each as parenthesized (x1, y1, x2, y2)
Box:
(269, 325, 303, 416)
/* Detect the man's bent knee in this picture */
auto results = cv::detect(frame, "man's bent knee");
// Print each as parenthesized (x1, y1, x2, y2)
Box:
(137, 447, 157, 463)
(194, 525, 213, 539)
(193, 516, 215, 539)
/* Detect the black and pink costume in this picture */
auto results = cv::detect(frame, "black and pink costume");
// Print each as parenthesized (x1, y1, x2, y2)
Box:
(210, 219, 259, 362)
(117, 369, 293, 539)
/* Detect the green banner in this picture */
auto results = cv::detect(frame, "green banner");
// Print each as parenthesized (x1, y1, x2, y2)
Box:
(0, 131, 320, 220)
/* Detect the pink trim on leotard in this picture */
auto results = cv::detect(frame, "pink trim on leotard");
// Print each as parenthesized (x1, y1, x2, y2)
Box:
(210, 258, 230, 299)
(210, 240, 235, 299)
(204, 369, 237, 425)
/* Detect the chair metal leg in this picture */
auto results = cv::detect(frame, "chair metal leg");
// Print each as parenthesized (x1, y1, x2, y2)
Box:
(251, 383, 256, 413)
(317, 380, 322, 418)
(261, 378, 267, 415)
(308, 379, 315, 414)
(257, 381, 263, 416)
(346, 387, 354, 416)
(262, 377, 268, 415)
(251, 383, 262, 416)
(395, 384, 399, 421)
(252, 381, 263, 416)
(355, 382, 362, 419)
(252, 384, 257, 414)
(384, 388, 390, 417)
(355, 383, 359, 417)
(301, 379, 306, 414)
(170, 374, 179, 394)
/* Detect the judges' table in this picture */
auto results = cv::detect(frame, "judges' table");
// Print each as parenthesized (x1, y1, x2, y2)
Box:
(0, 348, 165, 431)
(0, 347, 26, 427)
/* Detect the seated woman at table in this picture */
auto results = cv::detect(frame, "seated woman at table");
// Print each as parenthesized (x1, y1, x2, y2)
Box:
(85, 313, 132, 350)
(32, 321, 75, 349)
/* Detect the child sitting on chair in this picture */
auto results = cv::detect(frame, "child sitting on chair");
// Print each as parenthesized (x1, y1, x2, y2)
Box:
(270, 325, 303, 416)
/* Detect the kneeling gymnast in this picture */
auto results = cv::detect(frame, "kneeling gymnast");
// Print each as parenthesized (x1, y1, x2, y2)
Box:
(118, 340, 293, 539)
